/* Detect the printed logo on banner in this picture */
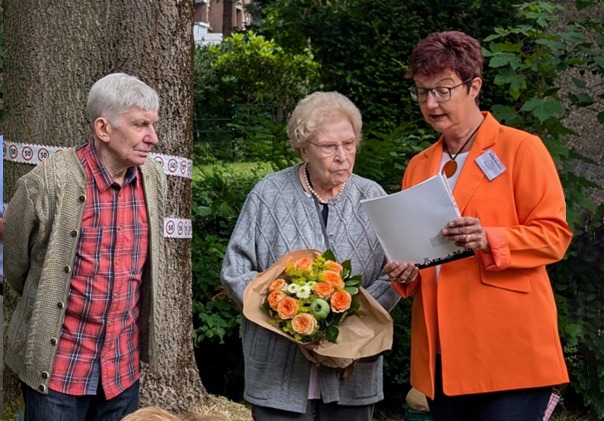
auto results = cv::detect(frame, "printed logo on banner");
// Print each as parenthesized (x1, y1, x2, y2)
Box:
(165, 219, 176, 236)
(22, 146, 34, 162)
(168, 158, 178, 174)
(6, 142, 192, 179)
(38, 147, 50, 161)
(163, 217, 192, 239)
(9, 144, 18, 160)
(154, 155, 164, 167)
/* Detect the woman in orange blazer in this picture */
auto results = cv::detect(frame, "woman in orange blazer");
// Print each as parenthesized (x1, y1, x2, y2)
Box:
(385, 31, 572, 420)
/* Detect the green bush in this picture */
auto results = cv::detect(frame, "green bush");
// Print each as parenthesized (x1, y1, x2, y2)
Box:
(194, 31, 319, 122)
(483, 1, 604, 417)
(191, 163, 272, 345)
(550, 205, 604, 419)
(193, 31, 319, 163)
(355, 123, 435, 193)
(228, 108, 298, 170)
(377, 299, 413, 418)
(191, 163, 273, 396)
(252, 0, 519, 134)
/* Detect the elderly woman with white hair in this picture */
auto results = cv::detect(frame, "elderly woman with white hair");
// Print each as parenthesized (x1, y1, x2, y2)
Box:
(221, 91, 399, 420)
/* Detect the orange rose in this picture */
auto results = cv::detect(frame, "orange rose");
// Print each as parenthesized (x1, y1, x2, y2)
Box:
(324, 260, 343, 272)
(277, 296, 299, 319)
(293, 257, 314, 272)
(322, 270, 344, 289)
(330, 290, 352, 313)
(267, 290, 287, 310)
(314, 282, 334, 299)
(269, 278, 288, 292)
(291, 313, 318, 336)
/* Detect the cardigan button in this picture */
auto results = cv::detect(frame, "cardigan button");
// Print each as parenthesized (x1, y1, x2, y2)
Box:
(38, 384, 46, 392)
(57, 301, 65, 309)
(63, 265, 71, 273)
(70, 230, 78, 238)
(50, 337, 58, 346)
(41, 371, 50, 379)
(79, 194, 86, 203)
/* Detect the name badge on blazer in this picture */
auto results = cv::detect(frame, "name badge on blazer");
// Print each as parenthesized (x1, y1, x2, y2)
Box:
(475, 149, 506, 181)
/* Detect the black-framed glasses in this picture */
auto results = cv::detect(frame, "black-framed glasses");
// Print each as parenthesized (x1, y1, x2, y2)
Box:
(408, 77, 474, 103)
(307, 139, 357, 157)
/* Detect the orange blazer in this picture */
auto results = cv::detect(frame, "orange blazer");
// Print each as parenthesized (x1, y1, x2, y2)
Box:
(392, 112, 572, 398)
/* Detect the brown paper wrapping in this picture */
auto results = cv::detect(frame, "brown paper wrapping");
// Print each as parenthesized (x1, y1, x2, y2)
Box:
(243, 249, 394, 368)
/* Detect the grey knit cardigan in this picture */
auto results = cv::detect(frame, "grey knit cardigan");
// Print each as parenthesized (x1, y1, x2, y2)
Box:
(221, 164, 400, 413)
(4, 147, 167, 395)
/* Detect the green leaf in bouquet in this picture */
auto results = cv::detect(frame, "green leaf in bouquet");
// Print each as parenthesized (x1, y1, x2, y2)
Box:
(345, 286, 359, 295)
(345, 275, 362, 287)
(325, 325, 340, 343)
(349, 299, 361, 313)
(342, 259, 352, 273)
(322, 249, 337, 261)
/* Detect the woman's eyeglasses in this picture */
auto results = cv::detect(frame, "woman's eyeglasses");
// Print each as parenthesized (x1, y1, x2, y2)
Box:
(408, 77, 474, 103)
(307, 140, 357, 157)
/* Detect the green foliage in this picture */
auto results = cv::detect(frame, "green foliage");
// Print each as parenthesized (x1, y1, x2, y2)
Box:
(484, 1, 604, 417)
(193, 31, 319, 163)
(550, 206, 604, 419)
(355, 123, 435, 193)
(229, 107, 298, 169)
(379, 299, 413, 416)
(191, 164, 271, 345)
(251, 0, 519, 134)
(193, 30, 319, 122)
(484, 1, 603, 229)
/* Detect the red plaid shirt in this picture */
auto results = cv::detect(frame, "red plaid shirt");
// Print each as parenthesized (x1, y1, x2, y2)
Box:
(49, 143, 149, 398)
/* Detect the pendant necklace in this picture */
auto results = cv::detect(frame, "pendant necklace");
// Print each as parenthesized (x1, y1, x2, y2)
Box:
(303, 163, 345, 204)
(442, 123, 482, 178)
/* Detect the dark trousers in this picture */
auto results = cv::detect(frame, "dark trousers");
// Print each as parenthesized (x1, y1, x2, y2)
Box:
(428, 356, 552, 421)
(252, 400, 374, 421)
(22, 379, 139, 421)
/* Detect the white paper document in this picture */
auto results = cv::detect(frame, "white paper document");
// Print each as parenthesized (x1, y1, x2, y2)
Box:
(361, 173, 473, 268)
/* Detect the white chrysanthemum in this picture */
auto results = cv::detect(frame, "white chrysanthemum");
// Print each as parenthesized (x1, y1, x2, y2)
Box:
(287, 283, 300, 294)
(296, 285, 312, 299)
(306, 281, 317, 289)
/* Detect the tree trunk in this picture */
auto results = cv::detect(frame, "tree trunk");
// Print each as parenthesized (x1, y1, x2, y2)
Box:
(3, 0, 207, 412)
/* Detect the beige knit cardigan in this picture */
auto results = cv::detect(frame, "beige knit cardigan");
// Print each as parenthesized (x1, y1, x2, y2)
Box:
(4, 147, 167, 395)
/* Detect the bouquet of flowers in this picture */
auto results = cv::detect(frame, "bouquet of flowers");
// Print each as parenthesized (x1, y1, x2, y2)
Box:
(243, 249, 394, 369)
(262, 249, 361, 344)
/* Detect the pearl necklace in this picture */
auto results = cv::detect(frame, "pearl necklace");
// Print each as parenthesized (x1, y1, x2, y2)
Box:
(302, 163, 346, 204)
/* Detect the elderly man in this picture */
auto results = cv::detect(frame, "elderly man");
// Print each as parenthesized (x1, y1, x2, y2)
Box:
(4, 73, 167, 420)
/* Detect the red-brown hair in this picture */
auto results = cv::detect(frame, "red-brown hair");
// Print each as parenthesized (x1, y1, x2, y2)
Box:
(408, 31, 483, 82)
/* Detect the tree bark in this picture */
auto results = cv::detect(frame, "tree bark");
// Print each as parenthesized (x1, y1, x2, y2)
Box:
(3, 0, 206, 412)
